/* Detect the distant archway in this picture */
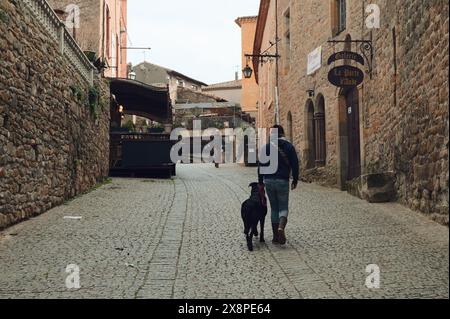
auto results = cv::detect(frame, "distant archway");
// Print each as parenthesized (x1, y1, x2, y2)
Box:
(109, 78, 172, 127)
(304, 99, 316, 169)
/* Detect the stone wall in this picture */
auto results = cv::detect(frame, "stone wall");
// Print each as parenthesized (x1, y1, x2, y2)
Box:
(0, 0, 110, 229)
(256, 0, 449, 224)
(361, 0, 449, 223)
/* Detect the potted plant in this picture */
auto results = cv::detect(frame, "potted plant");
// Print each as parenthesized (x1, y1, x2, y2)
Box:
(84, 51, 97, 63)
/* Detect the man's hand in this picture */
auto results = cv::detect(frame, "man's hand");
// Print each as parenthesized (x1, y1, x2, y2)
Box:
(291, 181, 298, 190)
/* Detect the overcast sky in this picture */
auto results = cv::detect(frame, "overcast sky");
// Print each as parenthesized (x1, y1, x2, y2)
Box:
(127, 0, 260, 85)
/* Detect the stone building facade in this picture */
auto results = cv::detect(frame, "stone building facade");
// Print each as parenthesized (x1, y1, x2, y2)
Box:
(131, 61, 207, 106)
(48, 0, 128, 78)
(236, 16, 259, 119)
(254, 0, 449, 224)
(0, 0, 110, 229)
(201, 79, 242, 106)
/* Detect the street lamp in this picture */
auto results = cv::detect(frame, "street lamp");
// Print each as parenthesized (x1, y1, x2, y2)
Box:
(242, 65, 253, 79)
(243, 52, 281, 124)
(242, 53, 280, 79)
(307, 89, 315, 98)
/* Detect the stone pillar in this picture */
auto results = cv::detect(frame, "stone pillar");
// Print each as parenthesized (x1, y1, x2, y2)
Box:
(58, 24, 65, 55)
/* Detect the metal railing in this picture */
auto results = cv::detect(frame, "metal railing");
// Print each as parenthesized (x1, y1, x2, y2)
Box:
(22, 0, 94, 85)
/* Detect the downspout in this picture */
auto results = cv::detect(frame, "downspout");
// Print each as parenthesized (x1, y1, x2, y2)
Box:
(274, 0, 280, 125)
(101, 0, 106, 76)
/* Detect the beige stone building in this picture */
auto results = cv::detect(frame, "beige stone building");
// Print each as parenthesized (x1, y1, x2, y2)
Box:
(48, 0, 128, 78)
(236, 16, 260, 119)
(131, 61, 207, 105)
(254, 0, 449, 223)
(201, 79, 242, 106)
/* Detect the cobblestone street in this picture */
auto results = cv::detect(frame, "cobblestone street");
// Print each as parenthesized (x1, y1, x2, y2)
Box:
(0, 164, 448, 299)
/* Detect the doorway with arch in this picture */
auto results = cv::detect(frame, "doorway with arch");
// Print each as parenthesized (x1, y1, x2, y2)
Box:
(304, 96, 327, 169)
(337, 87, 361, 186)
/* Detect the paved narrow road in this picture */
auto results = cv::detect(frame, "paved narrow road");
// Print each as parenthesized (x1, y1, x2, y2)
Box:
(0, 165, 448, 299)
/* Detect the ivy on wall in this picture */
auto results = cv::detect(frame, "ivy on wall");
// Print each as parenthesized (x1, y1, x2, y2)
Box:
(88, 86, 99, 119)
(69, 84, 102, 120)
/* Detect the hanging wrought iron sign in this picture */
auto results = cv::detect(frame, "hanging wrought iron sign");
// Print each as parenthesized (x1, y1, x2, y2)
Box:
(328, 65, 364, 88)
(326, 39, 373, 88)
(327, 39, 374, 78)
(327, 51, 365, 66)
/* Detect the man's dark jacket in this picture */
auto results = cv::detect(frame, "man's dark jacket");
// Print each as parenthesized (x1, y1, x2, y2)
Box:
(258, 138, 300, 184)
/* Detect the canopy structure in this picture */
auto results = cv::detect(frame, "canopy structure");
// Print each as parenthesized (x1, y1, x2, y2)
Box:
(109, 78, 172, 124)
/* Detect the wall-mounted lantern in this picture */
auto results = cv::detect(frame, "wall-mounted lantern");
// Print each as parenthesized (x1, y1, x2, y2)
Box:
(242, 53, 280, 79)
(242, 65, 253, 79)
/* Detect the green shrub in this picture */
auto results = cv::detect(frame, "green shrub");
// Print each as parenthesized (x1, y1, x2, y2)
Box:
(70, 85, 83, 101)
(88, 86, 99, 118)
(122, 120, 136, 132)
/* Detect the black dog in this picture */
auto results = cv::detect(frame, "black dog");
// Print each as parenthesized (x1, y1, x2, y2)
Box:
(241, 183, 268, 251)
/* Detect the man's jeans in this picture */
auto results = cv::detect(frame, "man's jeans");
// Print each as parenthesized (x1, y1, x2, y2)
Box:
(264, 178, 290, 224)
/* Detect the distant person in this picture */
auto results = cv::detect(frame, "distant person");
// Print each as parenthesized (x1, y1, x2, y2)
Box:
(214, 143, 225, 168)
(258, 125, 300, 245)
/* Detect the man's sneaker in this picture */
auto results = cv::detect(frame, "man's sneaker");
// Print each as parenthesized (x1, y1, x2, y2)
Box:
(278, 217, 288, 245)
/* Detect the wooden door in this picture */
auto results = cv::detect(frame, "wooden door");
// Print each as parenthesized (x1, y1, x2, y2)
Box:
(346, 88, 361, 180)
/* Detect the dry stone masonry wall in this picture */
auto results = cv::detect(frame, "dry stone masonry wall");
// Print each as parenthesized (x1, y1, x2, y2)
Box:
(0, 0, 110, 229)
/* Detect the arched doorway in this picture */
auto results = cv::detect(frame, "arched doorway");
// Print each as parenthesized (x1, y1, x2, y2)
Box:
(338, 87, 361, 184)
(315, 94, 326, 166)
(304, 99, 316, 169)
(287, 111, 293, 143)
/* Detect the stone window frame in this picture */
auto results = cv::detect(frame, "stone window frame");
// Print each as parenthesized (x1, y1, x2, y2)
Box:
(283, 7, 292, 72)
(331, 0, 346, 37)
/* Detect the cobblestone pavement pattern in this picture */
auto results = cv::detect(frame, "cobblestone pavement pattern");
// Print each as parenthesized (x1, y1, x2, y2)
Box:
(0, 165, 448, 299)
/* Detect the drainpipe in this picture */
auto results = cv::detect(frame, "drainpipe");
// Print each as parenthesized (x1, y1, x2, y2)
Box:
(274, 0, 280, 125)
(101, 0, 106, 74)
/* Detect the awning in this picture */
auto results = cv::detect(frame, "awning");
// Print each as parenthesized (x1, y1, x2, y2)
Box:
(109, 78, 172, 124)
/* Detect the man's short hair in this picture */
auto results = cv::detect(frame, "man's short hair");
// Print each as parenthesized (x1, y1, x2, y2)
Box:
(272, 125, 285, 138)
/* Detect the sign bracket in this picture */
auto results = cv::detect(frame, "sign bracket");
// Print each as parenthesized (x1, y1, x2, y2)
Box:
(327, 40, 373, 79)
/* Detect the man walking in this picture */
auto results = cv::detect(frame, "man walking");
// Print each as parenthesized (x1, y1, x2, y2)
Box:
(258, 125, 300, 245)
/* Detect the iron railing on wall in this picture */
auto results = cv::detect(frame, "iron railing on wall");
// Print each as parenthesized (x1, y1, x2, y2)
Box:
(22, 0, 95, 86)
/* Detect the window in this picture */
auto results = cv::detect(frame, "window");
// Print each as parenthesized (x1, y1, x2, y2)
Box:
(332, 0, 346, 36)
(177, 80, 185, 87)
(338, 0, 346, 33)
(268, 61, 273, 106)
(106, 6, 111, 58)
(287, 112, 293, 143)
(305, 100, 316, 169)
(284, 8, 291, 69)
(314, 95, 326, 166)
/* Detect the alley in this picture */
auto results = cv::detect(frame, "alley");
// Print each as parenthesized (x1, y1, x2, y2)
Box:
(0, 164, 448, 299)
